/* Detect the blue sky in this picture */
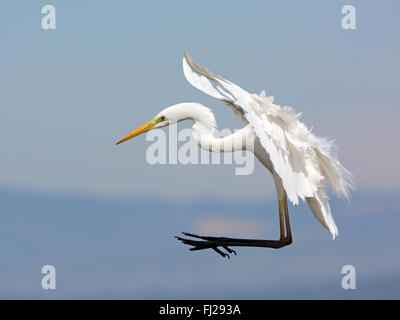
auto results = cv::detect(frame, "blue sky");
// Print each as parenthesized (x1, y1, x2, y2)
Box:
(0, 1, 399, 298)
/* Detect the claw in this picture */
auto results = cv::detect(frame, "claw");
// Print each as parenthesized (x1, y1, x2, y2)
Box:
(212, 247, 230, 259)
(223, 246, 237, 255)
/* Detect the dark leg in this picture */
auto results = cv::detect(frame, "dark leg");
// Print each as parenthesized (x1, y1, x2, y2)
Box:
(283, 193, 292, 244)
(175, 195, 293, 258)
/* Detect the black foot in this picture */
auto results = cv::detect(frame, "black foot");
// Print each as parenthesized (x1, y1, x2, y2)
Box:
(175, 232, 237, 259)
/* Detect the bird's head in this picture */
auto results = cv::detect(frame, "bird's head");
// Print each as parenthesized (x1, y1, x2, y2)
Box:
(116, 105, 186, 145)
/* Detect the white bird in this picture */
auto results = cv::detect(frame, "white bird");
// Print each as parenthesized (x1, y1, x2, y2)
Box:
(116, 51, 353, 258)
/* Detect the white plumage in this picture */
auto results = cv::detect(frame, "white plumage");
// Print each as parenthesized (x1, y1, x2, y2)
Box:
(117, 51, 354, 246)
(182, 50, 353, 239)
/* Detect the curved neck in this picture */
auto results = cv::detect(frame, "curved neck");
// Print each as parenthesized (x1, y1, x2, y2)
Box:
(178, 103, 252, 153)
(172, 103, 217, 130)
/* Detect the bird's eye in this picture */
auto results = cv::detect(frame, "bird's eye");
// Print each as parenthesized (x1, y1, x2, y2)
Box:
(159, 116, 166, 122)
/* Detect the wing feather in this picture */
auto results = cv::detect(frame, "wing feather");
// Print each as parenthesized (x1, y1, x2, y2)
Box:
(182, 51, 353, 235)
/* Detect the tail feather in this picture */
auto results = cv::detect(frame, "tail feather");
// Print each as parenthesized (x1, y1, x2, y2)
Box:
(306, 185, 338, 239)
(313, 138, 355, 199)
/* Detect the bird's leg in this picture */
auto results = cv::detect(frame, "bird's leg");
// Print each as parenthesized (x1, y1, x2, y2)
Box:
(279, 197, 286, 243)
(283, 193, 292, 244)
(176, 195, 293, 258)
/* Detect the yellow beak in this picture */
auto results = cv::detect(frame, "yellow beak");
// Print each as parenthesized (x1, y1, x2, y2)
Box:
(116, 120, 157, 145)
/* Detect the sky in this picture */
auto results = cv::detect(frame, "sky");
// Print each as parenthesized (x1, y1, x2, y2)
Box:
(0, 1, 399, 299)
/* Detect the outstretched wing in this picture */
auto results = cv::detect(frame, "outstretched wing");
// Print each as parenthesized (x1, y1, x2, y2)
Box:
(183, 50, 247, 123)
(183, 50, 353, 214)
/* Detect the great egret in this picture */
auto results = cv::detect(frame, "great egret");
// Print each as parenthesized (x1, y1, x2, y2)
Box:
(116, 51, 353, 258)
